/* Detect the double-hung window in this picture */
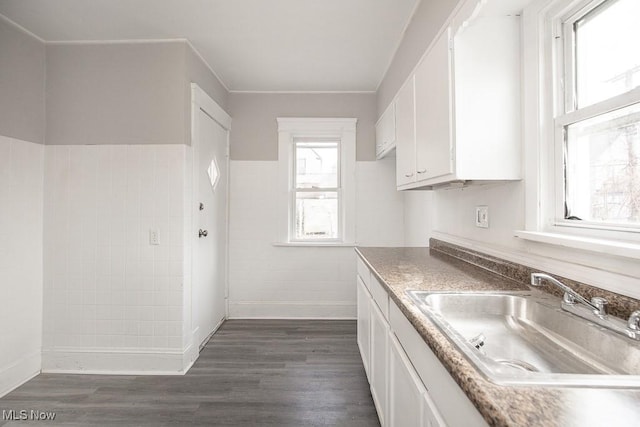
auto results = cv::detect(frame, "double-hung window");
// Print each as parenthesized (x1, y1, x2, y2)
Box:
(555, 0, 640, 232)
(521, 0, 640, 255)
(276, 118, 356, 245)
(293, 139, 341, 241)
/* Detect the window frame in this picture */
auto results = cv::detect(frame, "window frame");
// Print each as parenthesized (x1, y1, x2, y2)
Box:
(276, 118, 357, 246)
(518, 0, 640, 259)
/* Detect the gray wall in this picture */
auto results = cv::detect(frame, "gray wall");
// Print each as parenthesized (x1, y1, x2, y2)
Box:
(184, 44, 229, 145)
(46, 41, 229, 146)
(46, 42, 185, 145)
(0, 17, 45, 144)
(228, 93, 377, 161)
(376, 0, 458, 116)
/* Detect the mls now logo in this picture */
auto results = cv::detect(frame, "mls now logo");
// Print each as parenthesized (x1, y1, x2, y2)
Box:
(2, 409, 56, 421)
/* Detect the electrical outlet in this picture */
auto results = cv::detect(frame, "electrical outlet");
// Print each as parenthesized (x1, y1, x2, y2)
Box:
(149, 228, 160, 245)
(475, 206, 489, 228)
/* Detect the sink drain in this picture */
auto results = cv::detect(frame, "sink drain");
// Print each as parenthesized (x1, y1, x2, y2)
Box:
(494, 359, 539, 372)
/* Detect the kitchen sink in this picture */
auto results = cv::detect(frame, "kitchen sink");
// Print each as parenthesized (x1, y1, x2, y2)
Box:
(406, 290, 640, 387)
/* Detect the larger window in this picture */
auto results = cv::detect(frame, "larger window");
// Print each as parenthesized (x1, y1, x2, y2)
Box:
(276, 118, 356, 245)
(556, 0, 640, 230)
(293, 139, 340, 240)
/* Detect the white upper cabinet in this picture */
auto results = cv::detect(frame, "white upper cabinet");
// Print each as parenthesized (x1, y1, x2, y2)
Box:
(415, 27, 454, 182)
(395, 76, 416, 187)
(383, 0, 523, 190)
(375, 102, 396, 159)
(450, 8, 521, 183)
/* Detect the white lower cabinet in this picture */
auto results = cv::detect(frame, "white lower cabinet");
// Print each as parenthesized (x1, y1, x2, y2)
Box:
(390, 300, 488, 427)
(422, 389, 447, 427)
(356, 276, 371, 376)
(356, 256, 488, 427)
(389, 328, 447, 427)
(370, 300, 389, 426)
(389, 333, 428, 427)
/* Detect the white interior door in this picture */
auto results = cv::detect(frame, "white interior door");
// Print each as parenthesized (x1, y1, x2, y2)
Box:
(192, 87, 230, 349)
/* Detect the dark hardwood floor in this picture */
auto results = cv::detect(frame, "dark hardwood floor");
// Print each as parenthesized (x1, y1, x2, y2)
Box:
(0, 320, 379, 426)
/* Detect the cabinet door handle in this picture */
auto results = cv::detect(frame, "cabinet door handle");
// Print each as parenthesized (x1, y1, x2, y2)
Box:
(405, 173, 414, 178)
(417, 169, 427, 174)
(199, 229, 208, 238)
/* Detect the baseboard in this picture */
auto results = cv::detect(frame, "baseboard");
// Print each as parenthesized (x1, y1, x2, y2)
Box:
(0, 351, 41, 398)
(198, 317, 225, 351)
(228, 316, 357, 320)
(228, 300, 356, 318)
(42, 346, 195, 375)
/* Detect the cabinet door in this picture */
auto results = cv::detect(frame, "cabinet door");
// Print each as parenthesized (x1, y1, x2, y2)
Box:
(390, 300, 488, 426)
(357, 276, 371, 378)
(370, 300, 389, 426)
(395, 76, 416, 187)
(423, 390, 447, 427)
(415, 27, 453, 181)
(376, 103, 396, 158)
(389, 333, 425, 427)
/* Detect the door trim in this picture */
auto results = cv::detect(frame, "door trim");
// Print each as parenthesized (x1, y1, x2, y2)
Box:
(191, 84, 232, 131)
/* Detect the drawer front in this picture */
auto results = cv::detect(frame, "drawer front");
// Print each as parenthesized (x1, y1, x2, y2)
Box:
(369, 275, 389, 321)
(356, 256, 371, 290)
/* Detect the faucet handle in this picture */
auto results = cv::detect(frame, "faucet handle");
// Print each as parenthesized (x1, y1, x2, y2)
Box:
(628, 311, 640, 331)
(590, 297, 608, 316)
(562, 292, 576, 305)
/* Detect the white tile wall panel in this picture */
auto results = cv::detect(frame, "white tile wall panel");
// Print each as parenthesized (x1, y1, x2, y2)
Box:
(355, 156, 405, 247)
(0, 135, 44, 397)
(42, 144, 187, 368)
(227, 159, 404, 319)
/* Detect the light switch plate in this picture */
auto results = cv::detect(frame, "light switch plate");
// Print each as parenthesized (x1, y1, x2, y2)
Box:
(149, 228, 160, 245)
(475, 206, 489, 228)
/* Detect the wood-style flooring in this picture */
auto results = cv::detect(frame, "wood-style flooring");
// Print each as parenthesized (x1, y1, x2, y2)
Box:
(0, 320, 379, 426)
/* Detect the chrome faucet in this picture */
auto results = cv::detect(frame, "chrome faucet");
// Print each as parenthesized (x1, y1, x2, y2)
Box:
(530, 272, 640, 341)
(629, 311, 640, 331)
(530, 273, 605, 315)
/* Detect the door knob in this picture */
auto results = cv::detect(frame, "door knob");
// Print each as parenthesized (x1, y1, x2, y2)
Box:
(199, 229, 208, 238)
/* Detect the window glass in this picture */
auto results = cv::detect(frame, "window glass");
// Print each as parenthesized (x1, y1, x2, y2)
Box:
(294, 192, 339, 240)
(565, 102, 640, 224)
(295, 142, 339, 189)
(574, 0, 640, 108)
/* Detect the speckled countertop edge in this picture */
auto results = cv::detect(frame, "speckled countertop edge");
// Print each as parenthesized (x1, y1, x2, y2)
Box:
(355, 246, 640, 427)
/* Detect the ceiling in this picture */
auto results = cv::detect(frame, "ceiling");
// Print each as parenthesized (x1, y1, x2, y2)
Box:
(0, 0, 419, 92)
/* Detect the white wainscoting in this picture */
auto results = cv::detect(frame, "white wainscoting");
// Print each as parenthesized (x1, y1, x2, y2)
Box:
(0, 135, 44, 397)
(228, 157, 405, 319)
(0, 352, 41, 399)
(42, 144, 189, 373)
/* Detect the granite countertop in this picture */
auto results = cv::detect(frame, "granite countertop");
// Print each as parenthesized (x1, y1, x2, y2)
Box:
(355, 247, 640, 427)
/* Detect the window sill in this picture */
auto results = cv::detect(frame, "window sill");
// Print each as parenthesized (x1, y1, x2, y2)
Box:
(514, 230, 640, 260)
(272, 241, 355, 248)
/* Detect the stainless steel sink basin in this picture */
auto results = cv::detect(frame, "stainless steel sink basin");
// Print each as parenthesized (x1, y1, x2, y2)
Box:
(407, 290, 640, 387)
